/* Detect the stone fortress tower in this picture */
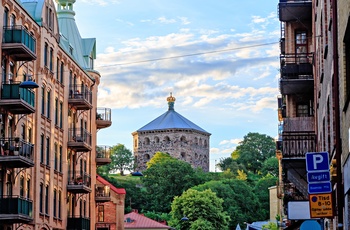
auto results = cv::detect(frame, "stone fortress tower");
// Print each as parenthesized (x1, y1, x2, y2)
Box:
(132, 93, 211, 172)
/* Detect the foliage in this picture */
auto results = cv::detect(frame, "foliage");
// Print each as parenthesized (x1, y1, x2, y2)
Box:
(111, 144, 135, 175)
(236, 169, 247, 180)
(260, 157, 279, 177)
(253, 175, 278, 220)
(235, 132, 276, 174)
(143, 211, 172, 222)
(146, 151, 173, 168)
(262, 222, 278, 230)
(192, 179, 261, 228)
(141, 155, 204, 213)
(169, 189, 230, 230)
(98, 144, 134, 176)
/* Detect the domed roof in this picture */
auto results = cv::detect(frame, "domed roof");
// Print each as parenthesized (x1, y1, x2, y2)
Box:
(137, 94, 210, 134)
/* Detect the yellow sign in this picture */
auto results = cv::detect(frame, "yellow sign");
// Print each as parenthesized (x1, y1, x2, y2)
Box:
(309, 193, 334, 218)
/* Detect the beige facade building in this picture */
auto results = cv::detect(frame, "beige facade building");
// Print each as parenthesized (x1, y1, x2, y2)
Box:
(0, 0, 114, 229)
(132, 94, 210, 172)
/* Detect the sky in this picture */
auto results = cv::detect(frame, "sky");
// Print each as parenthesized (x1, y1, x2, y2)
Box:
(72, 0, 281, 172)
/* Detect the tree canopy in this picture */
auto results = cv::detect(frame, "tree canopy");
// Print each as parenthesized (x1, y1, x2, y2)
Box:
(169, 189, 230, 230)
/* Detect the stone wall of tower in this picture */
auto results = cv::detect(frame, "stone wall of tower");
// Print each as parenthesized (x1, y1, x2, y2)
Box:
(133, 129, 210, 172)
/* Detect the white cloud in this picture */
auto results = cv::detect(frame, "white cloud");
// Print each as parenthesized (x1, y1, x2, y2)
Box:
(219, 139, 242, 145)
(158, 17, 177, 24)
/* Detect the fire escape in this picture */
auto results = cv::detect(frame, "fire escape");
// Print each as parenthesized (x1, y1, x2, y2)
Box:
(277, 0, 316, 217)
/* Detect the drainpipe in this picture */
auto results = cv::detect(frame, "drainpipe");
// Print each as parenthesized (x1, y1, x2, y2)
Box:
(332, 0, 343, 229)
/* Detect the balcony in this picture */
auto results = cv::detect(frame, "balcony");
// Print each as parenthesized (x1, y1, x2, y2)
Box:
(95, 184, 111, 202)
(67, 128, 92, 152)
(280, 53, 314, 94)
(0, 196, 33, 223)
(278, 0, 312, 22)
(96, 107, 112, 129)
(2, 26, 36, 61)
(0, 82, 35, 114)
(67, 172, 92, 194)
(67, 216, 90, 230)
(0, 137, 34, 168)
(68, 85, 92, 110)
(96, 145, 112, 166)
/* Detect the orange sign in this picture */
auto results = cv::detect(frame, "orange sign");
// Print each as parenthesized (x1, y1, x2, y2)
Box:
(309, 193, 334, 218)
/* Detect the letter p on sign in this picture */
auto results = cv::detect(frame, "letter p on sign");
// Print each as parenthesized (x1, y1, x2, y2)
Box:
(306, 152, 330, 172)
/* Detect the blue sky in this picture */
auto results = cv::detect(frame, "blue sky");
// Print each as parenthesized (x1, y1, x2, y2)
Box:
(73, 0, 280, 171)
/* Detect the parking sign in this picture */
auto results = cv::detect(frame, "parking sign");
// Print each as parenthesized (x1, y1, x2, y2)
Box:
(306, 152, 329, 172)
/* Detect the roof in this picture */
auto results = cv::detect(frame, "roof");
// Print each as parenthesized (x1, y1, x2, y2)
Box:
(55, 0, 96, 69)
(124, 211, 172, 229)
(96, 175, 126, 195)
(137, 94, 210, 135)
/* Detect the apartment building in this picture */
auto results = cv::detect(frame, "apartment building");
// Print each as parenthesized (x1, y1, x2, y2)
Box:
(0, 0, 113, 229)
(276, 0, 316, 227)
(278, 0, 350, 229)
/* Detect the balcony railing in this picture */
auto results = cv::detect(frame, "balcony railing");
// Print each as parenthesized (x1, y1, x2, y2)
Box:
(67, 171, 92, 194)
(95, 184, 111, 202)
(67, 216, 90, 230)
(67, 128, 92, 152)
(2, 26, 36, 61)
(0, 82, 35, 114)
(96, 145, 112, 165)
(0, 196, 33, 223)
(0, 137, 34, 168)
(281, 132, 316, 158)
(278, 0, 312, 22)
(96, 107, 112, 129)
(283, 117, 314, 132)
(68, 85, 92, 110)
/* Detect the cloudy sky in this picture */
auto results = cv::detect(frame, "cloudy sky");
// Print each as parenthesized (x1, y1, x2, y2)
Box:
(73, 0, 280, 171)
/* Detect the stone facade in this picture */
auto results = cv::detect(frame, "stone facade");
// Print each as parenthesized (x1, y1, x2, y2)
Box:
(133, 129, 210, 172)
(132, 94, 210, 172)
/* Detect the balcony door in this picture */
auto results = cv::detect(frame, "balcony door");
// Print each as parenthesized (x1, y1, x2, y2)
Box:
(295, 31, 308, 63)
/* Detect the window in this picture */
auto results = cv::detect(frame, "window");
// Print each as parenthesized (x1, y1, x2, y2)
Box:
(53, 189, 57, 217)
(9, 14, 15, 28)
(46, 137, 50, 166)
(26, 179, 30, 199)
(297, 104, 309, 117)
(39, 183, 43, 213)
(3, 8, 8, 27)
(47, 90, 51, 118)
(45, 185, 49, 215)
(49, 48, 53, 71)
(21, 124, 26, 140)
(144, 137, 150, 145)
(40, 134, 44, 163)
(59, 102, 63, 128)
(6, 173, 12, 195)
(60, 62, 64, 83)
(55, 98, 58, 125)
(59, 145, 62, 172)
(54, 143, 58, 170)
(58, 190, 62, 218)
(295, 31, 308, 63)
(56, 58, 59, 80)
(28, 128, 32, 143)
(345, 18, 350, 105)
(44, 43, 48, 67)
(20, 177, 24, 197)
(98, 205, 104, 222)
(41, 86, 45, 115)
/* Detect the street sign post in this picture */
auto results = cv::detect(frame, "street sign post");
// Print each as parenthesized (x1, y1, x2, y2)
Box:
(308, 182, 332, 194)
(309, 193, 334, 218)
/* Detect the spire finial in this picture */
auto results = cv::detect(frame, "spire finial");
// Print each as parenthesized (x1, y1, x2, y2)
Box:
(167, 93, 176, 110)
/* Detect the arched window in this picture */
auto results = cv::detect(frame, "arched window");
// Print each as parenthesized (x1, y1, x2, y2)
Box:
(180, 136, 186, 142)
(154, 136, 160, 143)
(145, 154, 150, 160)
(144, 137, 150, 145)
(164, 136, 170, 143)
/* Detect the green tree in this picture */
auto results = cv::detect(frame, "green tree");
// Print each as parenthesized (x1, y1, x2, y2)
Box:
(192, 179, 261, 228)
(262, 222, 278, 230)
(110, 144, 134, 176)
(235, 132, 276, 174)
(146, 151, 173, 168)
(141, 156, 203, 213)
(169, 189, 230, 230)
(261, 157, 279, 177)
(253, 175, 278, 220)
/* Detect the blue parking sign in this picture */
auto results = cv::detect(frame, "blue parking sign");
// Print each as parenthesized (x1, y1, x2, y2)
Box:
(306, 152, 329, 172)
